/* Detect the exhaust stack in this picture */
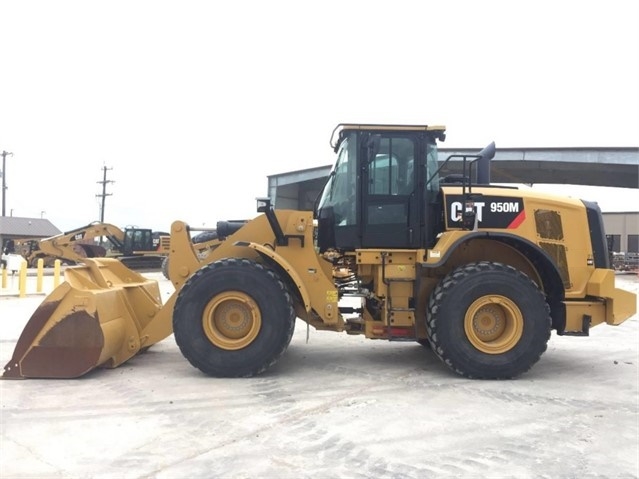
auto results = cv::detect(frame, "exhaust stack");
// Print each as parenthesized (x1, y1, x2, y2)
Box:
(477, 141, 495, 184)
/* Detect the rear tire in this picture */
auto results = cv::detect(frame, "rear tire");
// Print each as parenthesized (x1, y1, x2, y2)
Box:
(173, 258, 296, 377)
(427, 262, 551, 379)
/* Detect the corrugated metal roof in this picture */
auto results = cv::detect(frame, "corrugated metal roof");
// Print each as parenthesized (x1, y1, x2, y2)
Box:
(0, 217, 62, 238)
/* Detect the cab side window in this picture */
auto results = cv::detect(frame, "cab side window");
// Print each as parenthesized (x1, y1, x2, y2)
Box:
(368, 137, 415, 196)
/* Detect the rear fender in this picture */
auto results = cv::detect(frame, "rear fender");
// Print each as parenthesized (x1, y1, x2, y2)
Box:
(424, 230, 567, 329)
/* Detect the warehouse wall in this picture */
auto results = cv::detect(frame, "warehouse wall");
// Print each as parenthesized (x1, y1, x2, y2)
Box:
(603, 212, 639, 253)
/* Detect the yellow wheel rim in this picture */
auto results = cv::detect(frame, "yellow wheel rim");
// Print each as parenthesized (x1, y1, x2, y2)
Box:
(464, 295, 524, 354)
(202, 292, 262, 350)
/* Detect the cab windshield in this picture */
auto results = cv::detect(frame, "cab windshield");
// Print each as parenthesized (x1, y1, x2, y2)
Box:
(316, 132, 357, 226)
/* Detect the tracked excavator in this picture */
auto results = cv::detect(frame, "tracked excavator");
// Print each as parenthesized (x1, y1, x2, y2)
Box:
(3, 124, 636, 380)
(28, 222, 171, 270)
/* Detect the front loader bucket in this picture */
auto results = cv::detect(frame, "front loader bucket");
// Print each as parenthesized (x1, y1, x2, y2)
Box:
(3, 258, 168, 379)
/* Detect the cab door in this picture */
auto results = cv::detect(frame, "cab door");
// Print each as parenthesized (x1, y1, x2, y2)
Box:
(361, 134, 421, 248)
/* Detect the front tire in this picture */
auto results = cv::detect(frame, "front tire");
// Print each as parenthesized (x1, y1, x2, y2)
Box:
(427, 262, 551, 379)
(173, 258, 295, 377)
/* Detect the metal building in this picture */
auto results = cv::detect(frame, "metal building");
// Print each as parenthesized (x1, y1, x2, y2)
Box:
(603, 212, 639, 253)
(267, 146, 639, 254)
(268, 147, 638, 210)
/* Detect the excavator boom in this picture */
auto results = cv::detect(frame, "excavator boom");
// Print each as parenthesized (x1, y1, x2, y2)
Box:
(37, 222, 126, 264)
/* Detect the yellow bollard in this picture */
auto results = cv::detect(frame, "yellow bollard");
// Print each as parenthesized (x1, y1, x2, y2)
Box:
(19, 260, 27, 298)
(1, 265, 6, 289)
(54, 259, 61, 288)
(36, 258, 44, 293)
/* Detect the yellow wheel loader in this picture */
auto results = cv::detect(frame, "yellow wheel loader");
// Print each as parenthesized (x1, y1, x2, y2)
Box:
(3, 124, 636, 380)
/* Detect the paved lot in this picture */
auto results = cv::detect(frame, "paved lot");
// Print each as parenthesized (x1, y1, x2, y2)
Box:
(1, 272, 638, 478)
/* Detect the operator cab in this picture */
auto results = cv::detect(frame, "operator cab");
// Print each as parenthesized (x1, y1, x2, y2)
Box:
(315, 124, 446, 252)
(123, 228, 154, 254)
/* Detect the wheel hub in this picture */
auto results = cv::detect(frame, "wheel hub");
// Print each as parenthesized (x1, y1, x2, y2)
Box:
(472, 305, 505, 338)
(215, 303, 251, 335)
(464, 295, 524, 354)
(202, 292, 262, 350)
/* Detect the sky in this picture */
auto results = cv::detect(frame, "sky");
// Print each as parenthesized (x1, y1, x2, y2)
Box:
(1, 0, 638, 233)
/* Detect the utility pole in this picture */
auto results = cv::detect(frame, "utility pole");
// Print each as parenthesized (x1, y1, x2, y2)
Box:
(96, 165, 114, 223)
(1, 150, 14, 217)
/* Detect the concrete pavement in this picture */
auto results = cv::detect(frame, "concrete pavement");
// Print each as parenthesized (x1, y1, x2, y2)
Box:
(1, 272, 638, 478)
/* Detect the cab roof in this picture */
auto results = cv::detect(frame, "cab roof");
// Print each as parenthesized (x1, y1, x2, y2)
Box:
(330, 123, 446, 151)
